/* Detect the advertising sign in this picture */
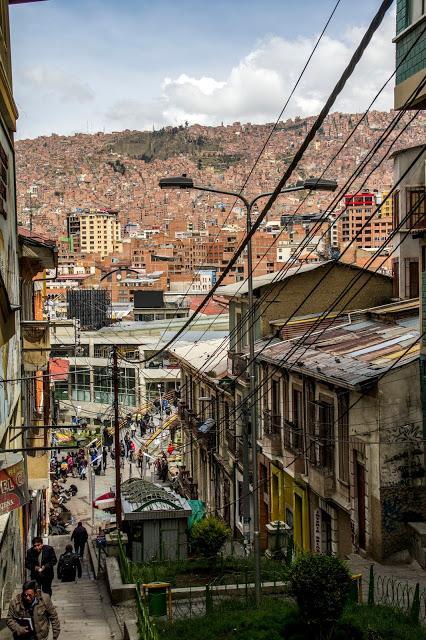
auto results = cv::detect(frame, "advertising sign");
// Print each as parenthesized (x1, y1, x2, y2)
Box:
(0, 455, 29, 516)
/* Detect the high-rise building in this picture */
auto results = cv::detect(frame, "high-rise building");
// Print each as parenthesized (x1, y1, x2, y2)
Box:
(66, 208, 123, 257)
(340, 192, 393, 249)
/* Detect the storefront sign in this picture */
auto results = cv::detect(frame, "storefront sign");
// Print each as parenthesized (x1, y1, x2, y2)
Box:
(0, 456, 29, 516)
(314, 508, 322, 553)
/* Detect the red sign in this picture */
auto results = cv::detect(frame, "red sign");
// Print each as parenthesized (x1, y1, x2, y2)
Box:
(0, 457, 29, 516)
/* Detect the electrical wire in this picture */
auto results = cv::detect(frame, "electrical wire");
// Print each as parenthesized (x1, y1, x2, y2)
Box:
(134, 0, 394, 365)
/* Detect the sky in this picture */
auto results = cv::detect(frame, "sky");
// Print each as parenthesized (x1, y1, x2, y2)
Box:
(10, 0, 396, 140)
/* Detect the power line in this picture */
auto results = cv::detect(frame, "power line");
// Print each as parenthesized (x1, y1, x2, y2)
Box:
(135, 0, 394, 365)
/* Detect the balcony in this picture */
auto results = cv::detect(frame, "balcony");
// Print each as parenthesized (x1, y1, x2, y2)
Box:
(225, 428, 236, 456)
(21, 321, 51, 370)
(262, 411, 282, 458)
(308, 464, 335, 498)
(308, 438, 335, 497)
(227, 351, 249, 382)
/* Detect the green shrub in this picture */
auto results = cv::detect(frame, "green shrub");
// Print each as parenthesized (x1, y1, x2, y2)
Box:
(288, 552, 352, 638)
(342, 604, 426, 640)
(190, 516, 231, 559)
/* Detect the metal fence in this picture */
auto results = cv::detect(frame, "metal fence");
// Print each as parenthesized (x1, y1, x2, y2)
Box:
(366, 565, 426, 623)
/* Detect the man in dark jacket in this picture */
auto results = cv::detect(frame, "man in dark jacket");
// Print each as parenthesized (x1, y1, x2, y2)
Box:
(71, 521, 88, 558)
(57, 544, 82, 582)
(25, 538, 57, 597)
(7, 580, 60, 640)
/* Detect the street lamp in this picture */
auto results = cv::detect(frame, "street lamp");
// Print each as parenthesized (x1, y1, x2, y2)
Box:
(159, 173, 337, 604)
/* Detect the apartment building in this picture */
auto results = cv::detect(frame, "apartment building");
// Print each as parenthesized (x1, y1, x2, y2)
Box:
(67, 208, 123, 257)
(255, 300, 423, 559)
(340, 192, 393, 249)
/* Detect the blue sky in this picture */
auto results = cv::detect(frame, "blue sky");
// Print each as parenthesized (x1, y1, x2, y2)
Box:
(10, 0, 396, 139)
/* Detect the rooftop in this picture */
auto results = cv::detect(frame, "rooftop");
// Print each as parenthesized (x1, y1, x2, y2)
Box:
(258, 299, 420, 389)
(121, 478, 191, 520)
(216, 261, 391, 297)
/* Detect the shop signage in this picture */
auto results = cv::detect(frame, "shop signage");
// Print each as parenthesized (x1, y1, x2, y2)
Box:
(314, 508, 322, 553)
(0, 456, 29, 516)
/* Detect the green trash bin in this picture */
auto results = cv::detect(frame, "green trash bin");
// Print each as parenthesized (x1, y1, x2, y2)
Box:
(147, 583, 168, 617)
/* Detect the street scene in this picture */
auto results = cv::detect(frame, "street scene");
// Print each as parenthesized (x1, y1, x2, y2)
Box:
(0, 1, 426, 639)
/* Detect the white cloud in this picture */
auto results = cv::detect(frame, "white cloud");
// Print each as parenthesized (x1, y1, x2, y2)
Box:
(108, 11, 394, 129)
(21, 66, 94, 103)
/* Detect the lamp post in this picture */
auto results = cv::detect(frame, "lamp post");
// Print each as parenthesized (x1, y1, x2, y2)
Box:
(159, 174, 337, 605)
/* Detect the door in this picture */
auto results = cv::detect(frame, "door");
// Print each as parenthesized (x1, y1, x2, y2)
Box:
(294, 494, 303, 549)
(356, 462, 366, 549)
(409, 260, 419, 298)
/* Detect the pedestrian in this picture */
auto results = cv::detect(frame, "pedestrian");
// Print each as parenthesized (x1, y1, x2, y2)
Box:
(102, 446, 108, 470)
(78, 458, 87, 480)
(57, 544, 82, 583)
(124, 432, 131, 458)
(129, 440, 136, 462)
(137, 449, 143, 470)
(130, 421, 137, 439)
(7, 580, 60, 640)
(139, 418, 147, 438)
(71, 521, 88, 558)
(59, 458, 68, 482)
(67, 453, 73, 475)
(25, 537, 57, 597)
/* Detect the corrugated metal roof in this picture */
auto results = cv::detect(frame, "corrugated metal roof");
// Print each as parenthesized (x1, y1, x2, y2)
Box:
(258, 311, 419, 389)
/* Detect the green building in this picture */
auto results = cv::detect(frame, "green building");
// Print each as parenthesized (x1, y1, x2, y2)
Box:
(394, 0, 426, 109)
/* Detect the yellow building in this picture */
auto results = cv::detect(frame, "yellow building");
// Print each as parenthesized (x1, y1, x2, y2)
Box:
(270, 464, 310, 551)
(67, 209, 123, 257)
(378, 191, 393, 219)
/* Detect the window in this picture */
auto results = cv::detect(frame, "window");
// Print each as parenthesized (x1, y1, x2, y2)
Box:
(93, 366, 112, 404)
(70, 366, 90, 402)
(286, 387, 303, 451)
(407, 187, 426, 229)
(410, 0, 425, 23)
(312, 397, 334, 470)
(338, 392, 349, 482)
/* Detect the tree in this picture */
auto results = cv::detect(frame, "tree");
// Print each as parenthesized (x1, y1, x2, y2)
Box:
(190, 516, 230, 560)
(288, 552, 352, 639)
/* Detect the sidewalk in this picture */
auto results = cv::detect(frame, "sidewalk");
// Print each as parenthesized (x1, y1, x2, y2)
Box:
(347, 552, 426, 599)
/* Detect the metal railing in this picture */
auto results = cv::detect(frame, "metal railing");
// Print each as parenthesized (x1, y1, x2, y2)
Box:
(366, 564, 426, 622)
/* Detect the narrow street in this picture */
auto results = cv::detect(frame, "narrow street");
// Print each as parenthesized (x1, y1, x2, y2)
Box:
(49, 535, 116, 640)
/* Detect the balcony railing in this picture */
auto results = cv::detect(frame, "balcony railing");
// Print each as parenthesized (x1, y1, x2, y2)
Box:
(21, 321, 51, 369)
(263, 411, 281, 435)
(283, 419, 303, 453)
(227, 351, 249, 382)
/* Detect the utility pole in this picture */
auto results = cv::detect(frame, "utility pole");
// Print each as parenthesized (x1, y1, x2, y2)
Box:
(112, 345, 122, 528)
(245, 202, 261, 606)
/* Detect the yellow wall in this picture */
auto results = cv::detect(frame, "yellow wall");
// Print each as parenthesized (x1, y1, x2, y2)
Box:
(270, 464, 310, 551)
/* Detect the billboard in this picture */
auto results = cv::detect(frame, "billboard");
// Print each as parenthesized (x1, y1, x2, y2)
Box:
(0, 455, 29, 516)
(133, 290, 164, 309)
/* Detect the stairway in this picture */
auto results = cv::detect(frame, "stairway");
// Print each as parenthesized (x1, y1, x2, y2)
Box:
(49, 536, 115, 640)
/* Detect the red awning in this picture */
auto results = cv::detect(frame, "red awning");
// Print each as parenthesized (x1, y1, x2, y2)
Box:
(49, 358, 70, 381)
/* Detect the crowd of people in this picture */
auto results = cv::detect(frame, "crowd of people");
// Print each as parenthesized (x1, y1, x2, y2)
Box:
(50, 450, 88, 481)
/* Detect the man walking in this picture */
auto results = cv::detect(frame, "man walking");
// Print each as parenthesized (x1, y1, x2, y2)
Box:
(57, 544, 82, 582)
(25, 538, 57, 597)
(71, 521, 88, 558)
(7, 580, 60, 640)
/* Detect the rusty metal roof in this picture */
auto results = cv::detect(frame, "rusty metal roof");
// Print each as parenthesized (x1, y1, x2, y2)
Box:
(258, 305, 420, 389)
